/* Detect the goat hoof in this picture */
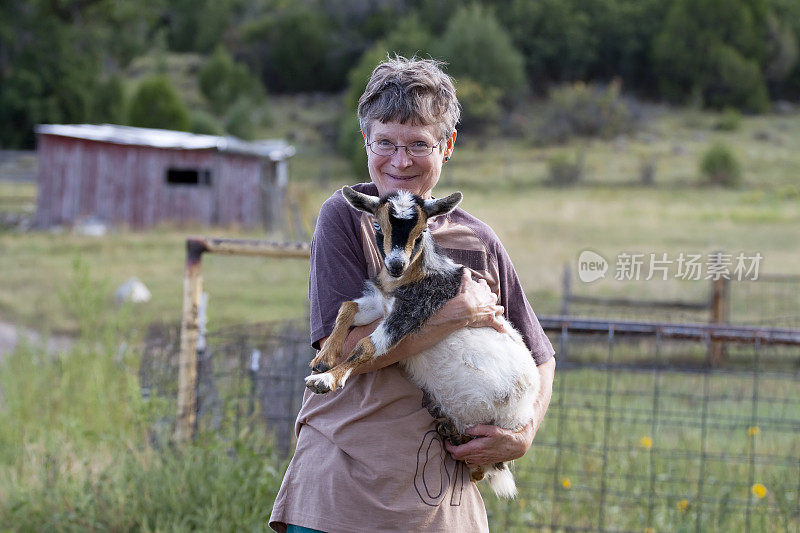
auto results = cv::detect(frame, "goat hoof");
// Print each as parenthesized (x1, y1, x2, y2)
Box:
(304, 373, 334, 394)
(311, 362, 331, 373)
(436, 420, 456, 439)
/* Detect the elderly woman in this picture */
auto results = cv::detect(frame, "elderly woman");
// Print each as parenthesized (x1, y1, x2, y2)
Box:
(270, 57, 555, 533)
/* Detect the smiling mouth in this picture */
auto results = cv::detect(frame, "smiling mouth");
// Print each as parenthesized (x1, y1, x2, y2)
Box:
(386, 173, 416, 180)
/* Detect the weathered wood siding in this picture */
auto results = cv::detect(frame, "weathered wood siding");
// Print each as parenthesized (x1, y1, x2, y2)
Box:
(36, 135, 265, 228)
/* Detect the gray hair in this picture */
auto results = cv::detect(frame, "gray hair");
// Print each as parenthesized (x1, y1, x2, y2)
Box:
(357, 56, 461, 142)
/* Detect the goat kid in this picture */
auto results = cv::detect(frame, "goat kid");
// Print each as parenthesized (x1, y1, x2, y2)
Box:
(305, 187, 540, 498)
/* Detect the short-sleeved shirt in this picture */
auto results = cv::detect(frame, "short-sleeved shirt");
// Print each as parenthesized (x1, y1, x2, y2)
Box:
(269, 183, 554, 533)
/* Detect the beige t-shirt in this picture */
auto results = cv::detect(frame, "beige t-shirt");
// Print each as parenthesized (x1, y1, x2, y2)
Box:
(269, 184, 554, 532)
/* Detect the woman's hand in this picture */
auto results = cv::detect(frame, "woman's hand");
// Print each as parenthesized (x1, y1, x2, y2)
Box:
(444, 420, 535, 467)
(427, 270, 505, 332)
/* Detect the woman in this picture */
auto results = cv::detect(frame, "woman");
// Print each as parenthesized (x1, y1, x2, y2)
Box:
(270, 57, 555, 533)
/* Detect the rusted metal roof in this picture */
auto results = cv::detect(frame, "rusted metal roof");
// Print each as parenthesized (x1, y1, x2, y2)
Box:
(36, 124, 295, 161)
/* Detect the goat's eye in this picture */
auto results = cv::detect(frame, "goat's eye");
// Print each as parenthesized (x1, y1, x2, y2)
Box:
(372, 222, 382, 233)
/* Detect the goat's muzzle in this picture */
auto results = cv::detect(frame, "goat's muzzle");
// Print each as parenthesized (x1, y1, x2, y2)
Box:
(386, 257, 407, 277)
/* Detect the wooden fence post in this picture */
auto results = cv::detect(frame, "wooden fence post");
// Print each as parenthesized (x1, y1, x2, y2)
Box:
(708, 256, 730, 367)
(174, 238, 207, 444)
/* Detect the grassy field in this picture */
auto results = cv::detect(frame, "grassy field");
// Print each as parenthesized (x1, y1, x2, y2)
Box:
(1, 100, 799, 530)
(1, 104, 799, 333)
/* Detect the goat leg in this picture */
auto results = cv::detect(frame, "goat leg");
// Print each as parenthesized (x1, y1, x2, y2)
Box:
(305, 336, 377, 394)
(308, 300, 359, 373)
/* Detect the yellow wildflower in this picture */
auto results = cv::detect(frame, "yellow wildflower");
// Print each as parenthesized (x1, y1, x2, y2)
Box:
(751, 483, 767, 499)
(747, 426, 760, 437)
(676, 499, 689, 512)
(561, 477, 571, 490)
(639, 436, 653, 450)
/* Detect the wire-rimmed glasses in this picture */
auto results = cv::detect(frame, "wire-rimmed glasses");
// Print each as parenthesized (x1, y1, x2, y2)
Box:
(366, 139, 442, 157)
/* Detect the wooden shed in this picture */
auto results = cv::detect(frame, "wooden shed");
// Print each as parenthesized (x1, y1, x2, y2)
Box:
(35, 124, 295, 230)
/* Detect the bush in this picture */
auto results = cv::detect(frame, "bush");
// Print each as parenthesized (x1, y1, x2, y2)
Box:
(128, 76, 190, 131)
(653, 0, 771, 111)
(198, 45, 264, 115)
(223, 97, 257, 140)
(454, 78, 503, 133)
(90, 74, 126, 124)
(714, 108, 743, 131)
(546, 152, 585, 187)
(700, 142, 743, 187)
(436, 4, 527, 99)
(537, 80, 639, 144)
(706, 45, 770, 113)
(189, 109, 223, 136)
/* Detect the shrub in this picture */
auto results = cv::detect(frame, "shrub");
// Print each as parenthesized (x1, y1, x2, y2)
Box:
(198, 45, 264, 115)
(700, 142, 743, 187)
(546, 152, 585, 187)
(128, 76, 190, 131)
(714, 108, 743, 131)
(537, 80, 639, 144)
(436, 4, 526, 100)
(90, 74, 126, 124)
(653, 0, 771, 111)
(223, 97, 257, 140)
(454, 78, 502, 133)
(189, 109, 223, 136)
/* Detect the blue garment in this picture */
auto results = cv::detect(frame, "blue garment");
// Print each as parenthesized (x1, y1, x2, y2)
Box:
(286, 525, 324, 533)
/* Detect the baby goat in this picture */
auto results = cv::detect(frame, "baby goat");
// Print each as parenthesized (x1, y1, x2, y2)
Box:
(305, 187, 540, 498)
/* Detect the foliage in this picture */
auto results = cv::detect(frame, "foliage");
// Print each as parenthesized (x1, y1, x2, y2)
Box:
(0, 0, 157, 148)
(163, 0, 239, 54)
(700, 142, 743, 187)
(714, 108, 743, 131)
(223, 97, 258, 140)
(435, 3, 527, 100)
(653, 0, 772, 111)
(536, 81, 640, 144)
(198, 45, 264, 114)
(241, 4, 347, 93)
(89, 74, 128, 125)
(127, 75, 191, 131)
(546, 152, 585, 187)
(498, 0, 668, 94)
(189, 109, 224, 135)
(453, 78, 503, 133)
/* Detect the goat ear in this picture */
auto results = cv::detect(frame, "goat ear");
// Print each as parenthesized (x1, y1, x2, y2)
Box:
(423, 191, 463, 219)
(343, 186, 380, 214)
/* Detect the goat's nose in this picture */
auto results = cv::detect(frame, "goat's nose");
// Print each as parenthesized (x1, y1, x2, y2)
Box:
(387, 258, 407, 277)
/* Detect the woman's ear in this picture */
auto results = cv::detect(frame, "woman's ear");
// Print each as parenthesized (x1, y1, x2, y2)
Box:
(444, 130, 457, 161)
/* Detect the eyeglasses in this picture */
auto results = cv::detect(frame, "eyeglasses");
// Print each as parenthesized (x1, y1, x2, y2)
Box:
(366, 139, 442, 157)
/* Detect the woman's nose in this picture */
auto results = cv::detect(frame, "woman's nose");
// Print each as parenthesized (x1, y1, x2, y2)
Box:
(391, 148, 413, 168)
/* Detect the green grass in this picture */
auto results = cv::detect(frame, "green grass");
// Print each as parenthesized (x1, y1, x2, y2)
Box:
(483, 367, 800, 532)
(0, 311, 284, 531)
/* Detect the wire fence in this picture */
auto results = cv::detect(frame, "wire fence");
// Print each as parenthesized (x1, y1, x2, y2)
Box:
(141, 317, 800, 532)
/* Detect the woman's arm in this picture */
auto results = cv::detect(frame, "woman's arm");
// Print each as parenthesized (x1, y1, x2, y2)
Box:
(318, 270, 505, 374)
(444, 356, 556, 466)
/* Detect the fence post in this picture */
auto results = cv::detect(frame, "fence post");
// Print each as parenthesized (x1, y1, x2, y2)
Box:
(560, 263, 571, 317)
(174, 238, 207, 444)
(708, 255, 730, 367)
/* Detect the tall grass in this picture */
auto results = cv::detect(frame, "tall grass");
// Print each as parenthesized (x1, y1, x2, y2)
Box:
(0, 263, 285, 531)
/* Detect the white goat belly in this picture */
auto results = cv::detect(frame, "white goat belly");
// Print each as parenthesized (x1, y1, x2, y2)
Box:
(400, 319, 540, 434)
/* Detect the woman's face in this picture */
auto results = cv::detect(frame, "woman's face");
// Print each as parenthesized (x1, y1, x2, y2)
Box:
(365, 121, 456, 199)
